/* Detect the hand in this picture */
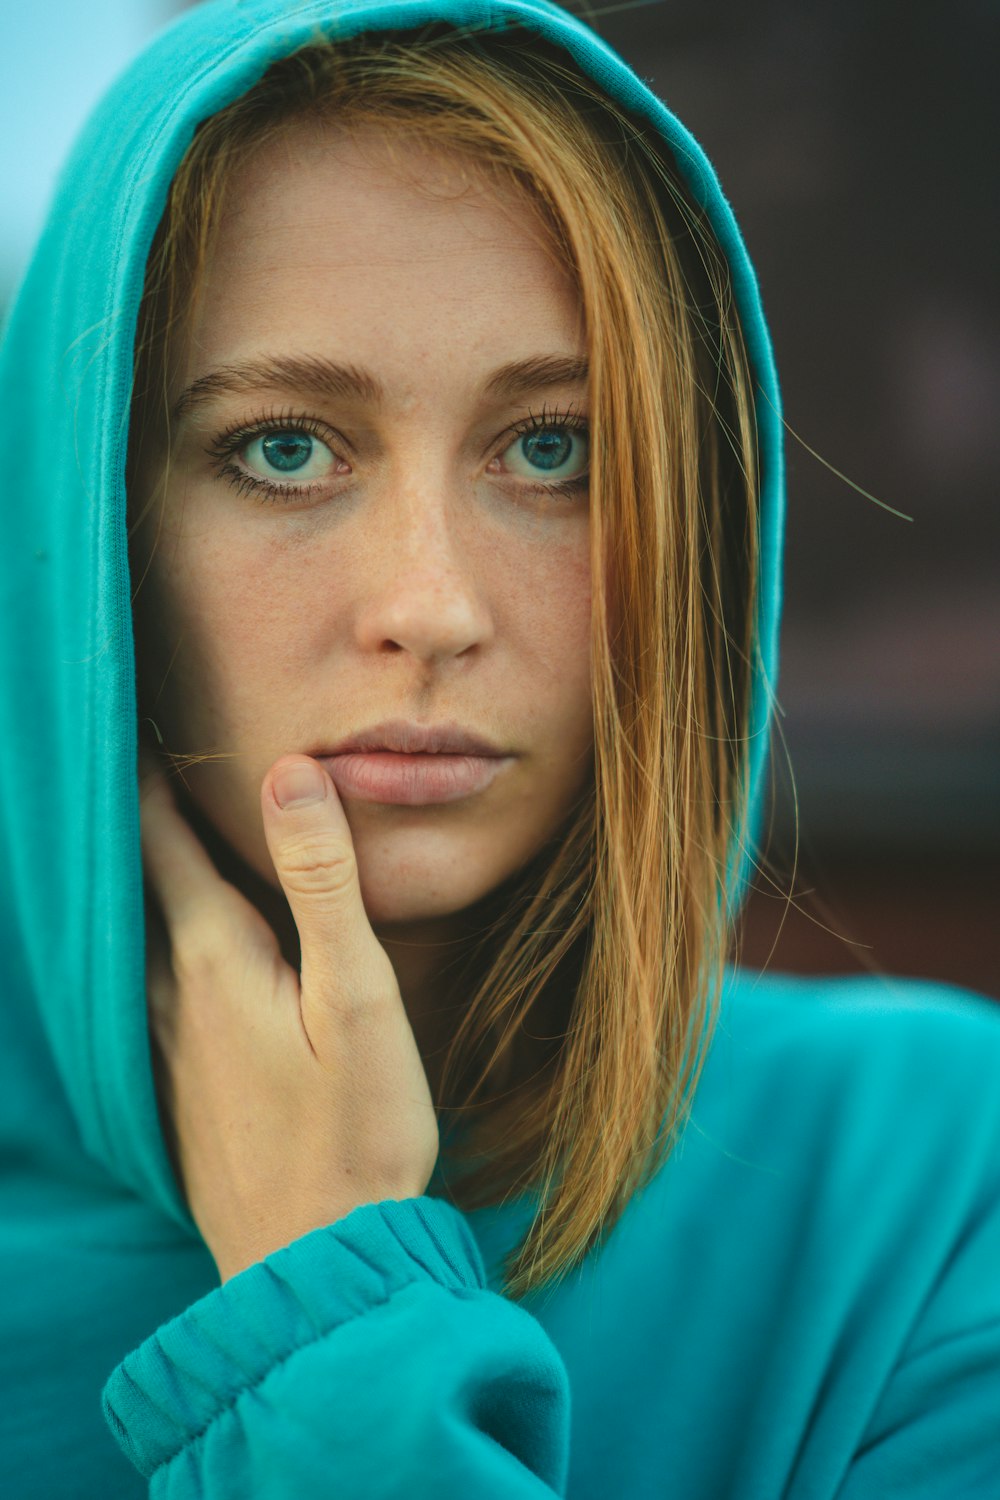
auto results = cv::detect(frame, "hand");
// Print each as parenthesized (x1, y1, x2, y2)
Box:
(139, 752, 440, 1282)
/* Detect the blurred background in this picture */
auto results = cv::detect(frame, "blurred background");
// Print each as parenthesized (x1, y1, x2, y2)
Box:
(2, 0, 996, 995)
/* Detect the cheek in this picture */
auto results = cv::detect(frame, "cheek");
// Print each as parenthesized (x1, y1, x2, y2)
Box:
(525, 539, 592, 679)
(504, 539, 594, 764)
(133, 526, 298, 736)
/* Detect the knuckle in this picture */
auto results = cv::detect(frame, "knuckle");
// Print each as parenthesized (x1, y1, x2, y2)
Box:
(169, 902, 240, 985)
(306, 964, 397, 1035)
(383, 1125, 440, 1198)
(170, 924, 219, 986)
(325, 989, 372, 1026)
(279, 834, 358, 897)
(317, 974, 384, 1026)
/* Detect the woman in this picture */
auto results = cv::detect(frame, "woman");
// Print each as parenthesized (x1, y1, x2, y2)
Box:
(1, 1, 997, 1496)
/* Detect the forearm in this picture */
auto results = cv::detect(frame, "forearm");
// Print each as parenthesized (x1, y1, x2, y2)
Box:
(103, 1196, 571, 1499)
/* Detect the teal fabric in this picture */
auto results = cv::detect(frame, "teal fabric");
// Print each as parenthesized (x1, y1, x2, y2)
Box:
(1, 1, 997, 1495)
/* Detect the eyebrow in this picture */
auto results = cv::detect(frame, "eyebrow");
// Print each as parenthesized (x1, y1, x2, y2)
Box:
(170, 352, 589, 423)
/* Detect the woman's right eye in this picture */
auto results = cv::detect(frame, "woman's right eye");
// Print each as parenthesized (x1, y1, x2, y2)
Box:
(241, 430, 337, 483)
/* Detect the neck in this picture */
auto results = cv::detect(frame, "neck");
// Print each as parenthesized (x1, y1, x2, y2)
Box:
(374, 918, 483, 1092)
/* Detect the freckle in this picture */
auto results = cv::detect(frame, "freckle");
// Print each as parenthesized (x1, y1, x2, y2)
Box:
(269, 518, 326, 551)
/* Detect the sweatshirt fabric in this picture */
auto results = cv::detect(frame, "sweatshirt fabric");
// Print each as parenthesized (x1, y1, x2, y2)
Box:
(1, 0, 998, 1495)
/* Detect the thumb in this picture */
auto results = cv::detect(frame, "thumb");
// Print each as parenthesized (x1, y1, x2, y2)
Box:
(261, 756, 398, 1019)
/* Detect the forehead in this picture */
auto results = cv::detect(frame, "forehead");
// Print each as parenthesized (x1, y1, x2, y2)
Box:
(179, 120, 584, 399)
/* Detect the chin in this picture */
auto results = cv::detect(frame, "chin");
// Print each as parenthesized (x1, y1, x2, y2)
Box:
(342, 810, 529, 927)
(197, 777, 529, 932)
(356, 861, 501, 930)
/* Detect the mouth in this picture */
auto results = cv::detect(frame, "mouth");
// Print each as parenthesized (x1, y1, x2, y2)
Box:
(308, 717, 513, 804)
(316, 749, 515, 806)
(318, 717, 507, 758)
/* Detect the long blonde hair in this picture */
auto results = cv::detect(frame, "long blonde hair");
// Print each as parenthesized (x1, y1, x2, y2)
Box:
(128, 23, 759, 1303)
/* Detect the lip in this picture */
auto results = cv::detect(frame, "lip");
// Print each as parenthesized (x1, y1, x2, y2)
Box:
(316, 718, 508, 758)
(317, 751, 514, 805)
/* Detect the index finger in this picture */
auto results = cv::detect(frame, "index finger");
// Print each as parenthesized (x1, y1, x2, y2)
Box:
(138, 760, 229, 941)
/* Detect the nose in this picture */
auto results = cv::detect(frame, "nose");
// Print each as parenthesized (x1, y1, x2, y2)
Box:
(352, 483, 494, 667)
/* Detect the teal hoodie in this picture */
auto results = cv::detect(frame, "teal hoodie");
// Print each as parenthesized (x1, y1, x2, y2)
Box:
(2, 1, 999, 1495)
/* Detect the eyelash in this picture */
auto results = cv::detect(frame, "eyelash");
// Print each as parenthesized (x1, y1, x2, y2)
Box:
(204, 403, 590, 506)
(205, 409, 333, 504)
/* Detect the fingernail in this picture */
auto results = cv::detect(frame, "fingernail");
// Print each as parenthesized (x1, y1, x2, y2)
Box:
(273, 761, 328, 809)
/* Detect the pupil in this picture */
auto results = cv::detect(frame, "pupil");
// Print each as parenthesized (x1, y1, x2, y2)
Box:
(262, 432, 312, 472)
(522, 428, 571, 471)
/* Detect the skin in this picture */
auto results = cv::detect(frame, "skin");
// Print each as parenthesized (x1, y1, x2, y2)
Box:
(130, 124, 595, 1274)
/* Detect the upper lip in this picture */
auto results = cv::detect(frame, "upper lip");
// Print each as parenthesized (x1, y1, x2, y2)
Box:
(317, 719, 508, 757)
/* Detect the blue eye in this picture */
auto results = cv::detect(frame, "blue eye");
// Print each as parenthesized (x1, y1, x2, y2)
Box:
(502, 423, 589, 485)
(243, 429, 335, 481)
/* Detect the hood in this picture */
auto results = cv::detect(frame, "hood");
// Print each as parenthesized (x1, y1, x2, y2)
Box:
(0, 0, 783, 1225)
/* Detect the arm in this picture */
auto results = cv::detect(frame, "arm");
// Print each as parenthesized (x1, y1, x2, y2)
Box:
(107, 762, 569, 1488)
(837, 992, 1000, 1498)
(111, 757, 569, 1495)
(102, 1196, 571, 1498)
(838, 1205, 1000, 1498)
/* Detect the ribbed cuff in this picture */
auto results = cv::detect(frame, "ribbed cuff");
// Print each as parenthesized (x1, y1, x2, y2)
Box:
(102, 1195, 489, 1478)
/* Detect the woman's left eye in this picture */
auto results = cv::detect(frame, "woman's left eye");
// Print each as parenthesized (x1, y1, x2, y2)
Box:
(498, 420, 589, 490)
(242, 430, 336, 482)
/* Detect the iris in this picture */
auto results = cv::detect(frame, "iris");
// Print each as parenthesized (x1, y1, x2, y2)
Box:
(521, 428, 572, 471)
(260, 432, 314, 472)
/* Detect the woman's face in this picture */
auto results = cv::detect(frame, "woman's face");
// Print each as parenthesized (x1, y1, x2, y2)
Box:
(131, 122, 594, 938)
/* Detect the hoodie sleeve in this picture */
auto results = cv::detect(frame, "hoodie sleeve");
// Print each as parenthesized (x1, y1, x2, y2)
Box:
(832, 991, 1000, 1500)
(837, 1187, 1000, 1499)
(102, 1195, 570, 1498)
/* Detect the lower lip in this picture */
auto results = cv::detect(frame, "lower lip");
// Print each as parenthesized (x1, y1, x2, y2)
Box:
(318, 752, 514, 805)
